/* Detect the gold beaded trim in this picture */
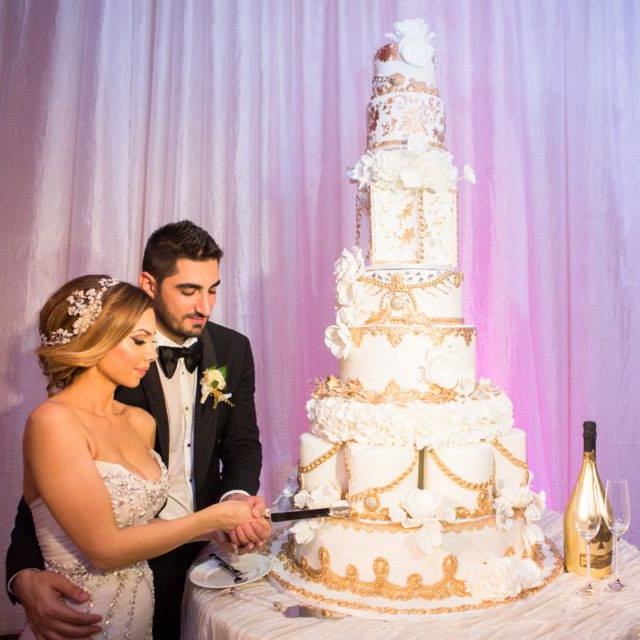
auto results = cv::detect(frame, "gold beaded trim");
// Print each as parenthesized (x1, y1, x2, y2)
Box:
(279, 541, 468, 601)
(491, 438, 530, 485)
(298, 442, 343, 474)
(270, 539, 563, 616)
(312, 377, 460, 405)
(427, 449, 495, 518)
(358, 270, 463, 291)
(429, 449, 493, 491)
(346, 448, 419, 506)
(350, 325, 475, 348)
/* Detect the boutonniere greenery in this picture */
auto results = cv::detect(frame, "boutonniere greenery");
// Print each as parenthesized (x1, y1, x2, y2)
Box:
(200, 365, 234, 409)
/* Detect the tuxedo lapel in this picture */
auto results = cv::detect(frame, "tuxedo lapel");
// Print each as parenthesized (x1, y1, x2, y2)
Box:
(193, 325, 219, 491)
(140, 363, 170, 464)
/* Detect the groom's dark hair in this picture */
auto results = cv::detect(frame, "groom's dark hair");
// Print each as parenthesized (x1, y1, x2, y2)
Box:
(142, 220, 223, 283)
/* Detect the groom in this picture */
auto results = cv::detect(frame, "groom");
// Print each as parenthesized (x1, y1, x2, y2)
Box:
(6, 220, 271, 639)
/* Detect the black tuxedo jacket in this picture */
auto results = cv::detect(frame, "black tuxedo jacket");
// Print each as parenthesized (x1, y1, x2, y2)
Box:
(6, 321, 262, 596)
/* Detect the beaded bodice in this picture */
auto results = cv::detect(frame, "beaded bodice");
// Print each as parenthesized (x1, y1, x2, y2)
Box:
(29, 450, 169, 640)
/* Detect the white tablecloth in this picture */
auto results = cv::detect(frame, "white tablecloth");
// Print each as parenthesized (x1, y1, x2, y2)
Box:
(182, 511, 640, 640)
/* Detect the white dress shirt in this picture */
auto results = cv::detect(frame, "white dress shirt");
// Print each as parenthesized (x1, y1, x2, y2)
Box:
(155, 332, 198, 520)
(155, 331, 248, 521)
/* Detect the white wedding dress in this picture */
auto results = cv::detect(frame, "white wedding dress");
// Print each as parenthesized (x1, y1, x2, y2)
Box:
(21, 451, 169, 640)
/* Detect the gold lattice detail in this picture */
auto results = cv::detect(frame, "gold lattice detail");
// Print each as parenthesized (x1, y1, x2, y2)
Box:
(278, 541, 468, 601)
(312, 377, 460, 405)
(346, 448, 419, 507)
(298, 442, 343, 474)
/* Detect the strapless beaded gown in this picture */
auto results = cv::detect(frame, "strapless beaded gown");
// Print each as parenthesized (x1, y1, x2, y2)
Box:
(21, 451, 169, 640)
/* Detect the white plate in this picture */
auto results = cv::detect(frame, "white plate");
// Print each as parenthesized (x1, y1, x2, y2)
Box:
(189, 553, 272, 589)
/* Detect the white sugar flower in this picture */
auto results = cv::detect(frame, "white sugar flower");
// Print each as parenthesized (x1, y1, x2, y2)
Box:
(463, 164, 476, 184)
(524, 490, 546, 523)
(415, 520, 443, 555)
(461, 556, 522, 601)
(336, 280, 359, 307)
(334, 247, 364, 283)
(522, 522, 545, 551)
(290, 519, 320, 545)
(494, 496, 515, 531)
(324, 322, 352, 359)
(406, 133, 430, 156)
(293, 489, 311, 509)
(386, 19, 434, 68)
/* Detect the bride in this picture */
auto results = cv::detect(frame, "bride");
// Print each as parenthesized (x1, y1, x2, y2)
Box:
(20, 275, 261, 639)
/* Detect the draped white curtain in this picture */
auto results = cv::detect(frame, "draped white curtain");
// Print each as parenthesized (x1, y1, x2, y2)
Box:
(1, 0, 638, 632)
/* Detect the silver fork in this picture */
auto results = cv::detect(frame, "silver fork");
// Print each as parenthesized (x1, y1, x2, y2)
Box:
(209, 552, 246, 583)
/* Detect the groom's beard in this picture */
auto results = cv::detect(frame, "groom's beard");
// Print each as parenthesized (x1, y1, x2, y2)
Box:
(155, 299, 207, 341)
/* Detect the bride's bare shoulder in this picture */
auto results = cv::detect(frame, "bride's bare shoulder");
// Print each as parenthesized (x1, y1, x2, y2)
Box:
(24, 400, 90, 454)
(116, 403, 156, 446)
(27, 399, 82, 429)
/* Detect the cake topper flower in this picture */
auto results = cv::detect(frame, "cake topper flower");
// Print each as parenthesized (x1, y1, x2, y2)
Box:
(200, 365, 234, 409)
(386, 18, 435, 68)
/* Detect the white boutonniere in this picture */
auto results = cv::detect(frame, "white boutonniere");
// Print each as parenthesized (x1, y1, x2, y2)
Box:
(200, 365, 234, 409)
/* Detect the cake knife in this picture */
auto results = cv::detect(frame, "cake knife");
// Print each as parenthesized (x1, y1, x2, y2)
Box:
(264, 504, 351, 522)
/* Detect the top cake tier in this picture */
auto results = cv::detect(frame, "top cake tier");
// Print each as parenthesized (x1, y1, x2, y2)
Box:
(367, 19, 445, 151)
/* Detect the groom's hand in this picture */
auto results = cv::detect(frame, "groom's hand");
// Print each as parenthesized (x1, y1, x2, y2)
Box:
(13, 569, 102, 639)
(221, 494, 272, 553)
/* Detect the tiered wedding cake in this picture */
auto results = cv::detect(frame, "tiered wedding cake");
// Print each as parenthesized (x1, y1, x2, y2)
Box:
(270, 19, 562, 618)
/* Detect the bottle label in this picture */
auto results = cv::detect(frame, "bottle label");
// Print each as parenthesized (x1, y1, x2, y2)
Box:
(579, 551, 612, 570)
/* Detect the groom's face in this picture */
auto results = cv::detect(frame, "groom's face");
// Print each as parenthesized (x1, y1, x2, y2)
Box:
(148, 258, 220, 343)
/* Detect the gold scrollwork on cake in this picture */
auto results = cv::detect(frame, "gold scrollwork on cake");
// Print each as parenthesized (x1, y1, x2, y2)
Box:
(271, 539, 563, 615)
(312, 377, 459, 405)
(279, 541, 468, 601)
(350, 325, 475, 348)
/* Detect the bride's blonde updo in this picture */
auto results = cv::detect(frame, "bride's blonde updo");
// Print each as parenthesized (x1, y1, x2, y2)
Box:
(38, 275, 153, 394)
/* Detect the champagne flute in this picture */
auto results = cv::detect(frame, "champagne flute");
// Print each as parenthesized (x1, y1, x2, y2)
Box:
(575, 480, 601, 595)
(604, 478, 631, 591)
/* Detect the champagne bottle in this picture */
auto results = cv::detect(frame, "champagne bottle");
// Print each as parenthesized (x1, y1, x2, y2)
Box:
(563, 421, 612, 576)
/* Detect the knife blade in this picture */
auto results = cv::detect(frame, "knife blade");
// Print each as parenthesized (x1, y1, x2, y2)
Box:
(265, 504, 351, 522)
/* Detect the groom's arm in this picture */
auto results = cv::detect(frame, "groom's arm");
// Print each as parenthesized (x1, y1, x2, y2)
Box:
(217, 335, 262, 498)
(6, 497, 45, 603)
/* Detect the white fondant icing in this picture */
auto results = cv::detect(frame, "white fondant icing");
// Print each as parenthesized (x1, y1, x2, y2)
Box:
(341, 325, 475, 392)
(299, 432, 347, 493)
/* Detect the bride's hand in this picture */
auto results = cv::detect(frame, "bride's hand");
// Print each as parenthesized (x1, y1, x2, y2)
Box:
(203, 500, 257, 531)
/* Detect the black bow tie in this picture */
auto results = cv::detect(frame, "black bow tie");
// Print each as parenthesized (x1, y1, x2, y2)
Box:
(157, 341, 203, 378)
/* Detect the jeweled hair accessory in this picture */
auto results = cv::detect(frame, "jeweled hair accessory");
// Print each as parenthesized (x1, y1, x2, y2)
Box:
(40, 277, 119, 346)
